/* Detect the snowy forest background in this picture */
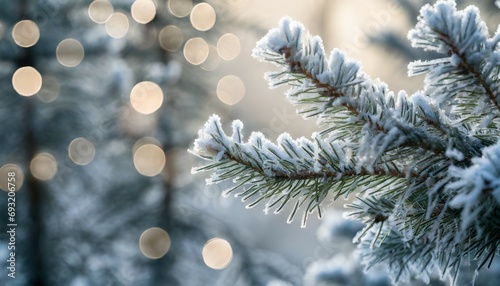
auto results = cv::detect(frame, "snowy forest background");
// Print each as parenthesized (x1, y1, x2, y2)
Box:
(0, 0, 499, 285)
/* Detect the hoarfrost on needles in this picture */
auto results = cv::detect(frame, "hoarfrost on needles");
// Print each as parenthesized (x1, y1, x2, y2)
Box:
(191, 1, 500, 285)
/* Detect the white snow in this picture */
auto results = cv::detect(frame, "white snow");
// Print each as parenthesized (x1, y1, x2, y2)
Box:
(448, 141, 500, 230)
(445, 148, 465, 161)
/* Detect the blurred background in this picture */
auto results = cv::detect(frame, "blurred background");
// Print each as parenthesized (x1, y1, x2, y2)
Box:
(0, 0, 498, 285)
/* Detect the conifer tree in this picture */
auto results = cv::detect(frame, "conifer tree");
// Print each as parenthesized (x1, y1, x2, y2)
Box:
(0, 1, 295, 285)
(191, 1, 500, 284)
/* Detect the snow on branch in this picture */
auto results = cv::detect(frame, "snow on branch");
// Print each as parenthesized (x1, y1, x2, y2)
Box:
(447, 140, 500, 231)
(408, 0, 500, 111)
(253, 18, 460, 164)
(190, 115, 408, 226)
(191, 2, 500, 284)
(357, 225, 441, 285)
(252, 16, 364, 121)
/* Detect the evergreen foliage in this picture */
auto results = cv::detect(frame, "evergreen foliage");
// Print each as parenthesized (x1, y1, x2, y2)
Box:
(191, 1, 500, 284)
(0, 1, 295, 285)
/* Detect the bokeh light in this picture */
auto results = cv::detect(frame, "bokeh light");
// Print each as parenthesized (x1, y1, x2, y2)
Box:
(158, 25, 183, 52)
(105, 12, 129, 39)
(190, 3, 216, 31)
(68, 138, 96, 166)
(88, 0, 114, 24)
(12, 20, 40, 48)
(12, 66, 42, 97)
(202, 238, 233, 270)
(0, 164, 24, 192)
(167, 0, 193, 18)
(56, 38, 85, 67)
(217, 33, 241, 61)
(183, 37, 209, 65)
(217, 75, 245, 105)
(200, 45, 221, 71)
(133, 143, 166, 176)
(139, 227, 171, 259)
(37, 75, 61, 103)
(130, 81, 164, 114)
(131, 0, 156, 24)
(30, 152, 58, 181)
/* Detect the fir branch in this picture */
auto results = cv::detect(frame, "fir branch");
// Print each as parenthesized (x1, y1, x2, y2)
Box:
(357, 225, 441, 285)
(253, 17, 454, 162)
(447, 140, 500, 230)
(191, 2, 500, 284)
(253, 15, 488, 168)
(435, 28, 499, 111)
(190, 115, 413, 224)
(408, 1, 500, 111)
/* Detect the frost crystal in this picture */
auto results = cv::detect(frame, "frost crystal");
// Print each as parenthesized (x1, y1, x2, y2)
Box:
(191, 1, 500, 285)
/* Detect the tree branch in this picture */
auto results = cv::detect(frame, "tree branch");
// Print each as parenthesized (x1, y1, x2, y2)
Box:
(278, 46, 449, 156)
(435, 30, 500, 111)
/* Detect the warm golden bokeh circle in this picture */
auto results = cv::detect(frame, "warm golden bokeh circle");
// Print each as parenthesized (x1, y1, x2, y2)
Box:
(68, 138, 96, 166)
(131, 0, 156, 24)
(190, 3, 216, 31)
(202, 238, 233, 270)
(183, 37, 209, 65)
(217, 75, 245, 105)
(217, 33, 241, 61)
(139, 227, 171, 259)
(12, 20, 40, 48)
(159, 25, 183, 52)
(56, 38, 85, 67)
(105, 12, 129, 39)
(12, 66, 43, 96)
(130, 81, 164, 114)
(88, 0, 114, 24)
(133, 144, 166, 176)
(30, 153, 58, 181)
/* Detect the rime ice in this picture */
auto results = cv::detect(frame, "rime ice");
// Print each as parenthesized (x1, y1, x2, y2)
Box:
(191, 1, 500, 285)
